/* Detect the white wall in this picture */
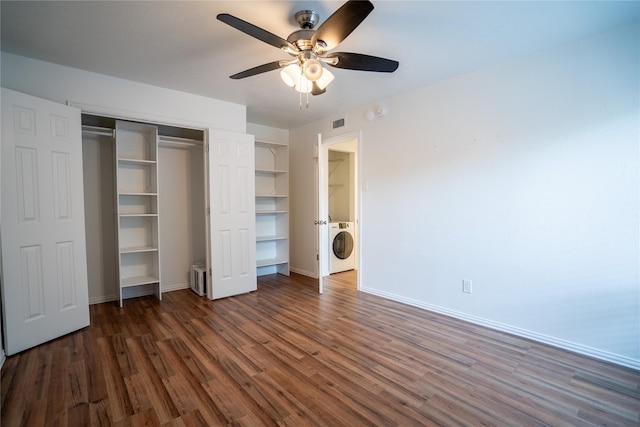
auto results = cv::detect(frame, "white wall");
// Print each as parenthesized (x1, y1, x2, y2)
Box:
(247, 123, 289, 145)
(82, 134, 117, 303)
(159, 144, 206, 291)
(1, 53, 246, 133)
(289, 21, 639, 368)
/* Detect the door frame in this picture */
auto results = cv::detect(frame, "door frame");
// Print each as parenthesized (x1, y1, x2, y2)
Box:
(316, 130, 363, 293)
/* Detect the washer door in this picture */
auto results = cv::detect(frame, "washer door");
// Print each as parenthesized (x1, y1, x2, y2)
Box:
(332, 231, 354, 259)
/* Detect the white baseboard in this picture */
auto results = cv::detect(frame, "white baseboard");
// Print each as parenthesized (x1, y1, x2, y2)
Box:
(89, 294, 119, 305)
(361, 286, 639, 371)
(89, 290, 153, 304)
(88, 283, 189, 305)
(289, 267, 317, 278)
(163, 282, 189, 292)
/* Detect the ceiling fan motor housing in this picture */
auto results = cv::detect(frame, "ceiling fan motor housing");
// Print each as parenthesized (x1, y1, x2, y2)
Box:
(287, 29, 315, 51)
(290, 10, 329, 52)
(295, 10, 319, 29)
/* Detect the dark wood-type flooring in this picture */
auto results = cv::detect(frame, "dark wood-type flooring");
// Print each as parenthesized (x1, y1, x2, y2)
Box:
(2, 271, 639, 426)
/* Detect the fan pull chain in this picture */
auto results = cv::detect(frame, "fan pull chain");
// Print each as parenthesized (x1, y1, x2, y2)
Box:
(297, 91, 310, 109)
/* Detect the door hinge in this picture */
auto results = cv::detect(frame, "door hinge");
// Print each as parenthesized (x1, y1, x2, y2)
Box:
(207, 207, 210, 214)
(206, 143, 209, 153)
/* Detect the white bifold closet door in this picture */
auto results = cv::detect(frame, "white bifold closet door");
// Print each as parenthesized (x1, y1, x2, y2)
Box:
(208, 129, 256, 299)
(1, 88, 89, 355)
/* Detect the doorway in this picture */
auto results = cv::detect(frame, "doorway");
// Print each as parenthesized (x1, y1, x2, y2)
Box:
(317, 132, 361, 293)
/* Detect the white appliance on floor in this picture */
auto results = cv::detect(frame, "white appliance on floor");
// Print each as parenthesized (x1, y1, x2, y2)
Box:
(329, 222, 355, 273)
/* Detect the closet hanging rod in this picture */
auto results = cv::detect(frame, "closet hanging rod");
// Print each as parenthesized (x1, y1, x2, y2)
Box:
(82, 125, 114, 137)
(158, 135, 203, 148)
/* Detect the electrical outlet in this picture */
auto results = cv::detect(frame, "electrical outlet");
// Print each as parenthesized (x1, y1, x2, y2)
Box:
(463, 279, 472, 294)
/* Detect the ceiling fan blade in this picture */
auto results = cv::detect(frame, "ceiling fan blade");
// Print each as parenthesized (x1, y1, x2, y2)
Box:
(325, 52, 399, 72)
(217, 13, 298, 52)
(311, 0, 374, 51)
(311, 82, 326, 96)
(230, 61, 283, 79)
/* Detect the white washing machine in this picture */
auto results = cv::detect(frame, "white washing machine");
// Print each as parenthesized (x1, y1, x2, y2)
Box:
(329, 222, 355, 273)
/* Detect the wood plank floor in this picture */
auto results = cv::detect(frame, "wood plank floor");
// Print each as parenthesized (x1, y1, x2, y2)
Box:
(2, 272, 639, 426)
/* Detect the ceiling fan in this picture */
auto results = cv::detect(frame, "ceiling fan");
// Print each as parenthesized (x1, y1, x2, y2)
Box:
(217, 0, 399, 98)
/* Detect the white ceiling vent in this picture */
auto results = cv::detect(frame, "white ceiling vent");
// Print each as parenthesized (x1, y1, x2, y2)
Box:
(332, 117, 346, 130)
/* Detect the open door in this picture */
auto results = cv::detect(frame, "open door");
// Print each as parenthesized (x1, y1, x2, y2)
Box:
(1, 88, 90, 355)
(316, 134, 329, 293)
(207, 129, 256, 299)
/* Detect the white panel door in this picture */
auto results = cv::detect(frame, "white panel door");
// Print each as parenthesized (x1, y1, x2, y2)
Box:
(208, 129, 256, 299)
(1, 88, 89, 355)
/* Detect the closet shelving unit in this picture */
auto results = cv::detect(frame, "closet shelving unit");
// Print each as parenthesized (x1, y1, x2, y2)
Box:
(328, 158, 345, 198)
(115, 121, 161, 306)
(255, 140, 289, 276)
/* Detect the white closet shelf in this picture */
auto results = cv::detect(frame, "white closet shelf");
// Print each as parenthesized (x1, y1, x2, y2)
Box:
(255, 138, 289, 277)
(256, 168, 287, 174)
(158, 135, 203, 147)
(115, 120, 162, 306)
(119, 192, 158, 196)
(255, 140, 287, 149)
(256, 210, 287, 215)
(256, 257, 289, 268)
(117, 188, 157, 194)
(256, 235, 288, 242)
(120, 275, 160, 288)
(118, 158, 157, 165)
(120, 245, 159, 254)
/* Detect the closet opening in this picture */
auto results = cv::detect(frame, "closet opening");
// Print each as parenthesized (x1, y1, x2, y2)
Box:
(81, 114, 207, 305)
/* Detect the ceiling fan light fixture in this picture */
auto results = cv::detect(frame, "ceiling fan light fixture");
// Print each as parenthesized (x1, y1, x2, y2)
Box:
(315, 67, 334, 90)
(281, 63, 323, 94)
(280, 64, 299, 87)
(303, 58, 323, 81)
(295, 74, 313, 94)
(280, 64, 313, 93)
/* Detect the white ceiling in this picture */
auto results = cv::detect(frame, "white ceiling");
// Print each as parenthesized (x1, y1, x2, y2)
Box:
(2, 1, 638, 129)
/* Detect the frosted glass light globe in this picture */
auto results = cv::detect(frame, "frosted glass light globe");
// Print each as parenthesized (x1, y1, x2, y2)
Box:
(304, 59, 323, 81)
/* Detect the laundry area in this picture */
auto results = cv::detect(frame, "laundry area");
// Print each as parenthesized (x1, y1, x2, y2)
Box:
(328, 148, 357, 274)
